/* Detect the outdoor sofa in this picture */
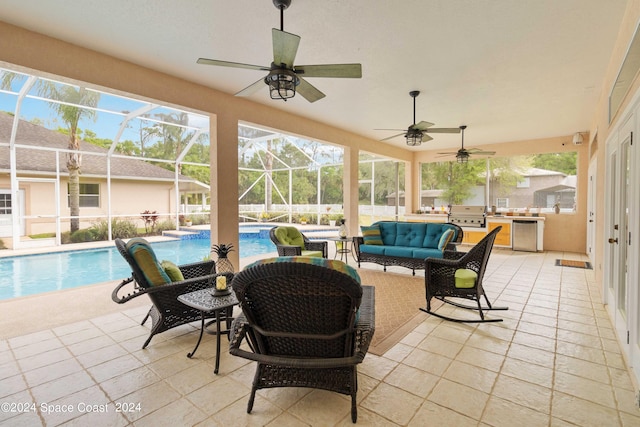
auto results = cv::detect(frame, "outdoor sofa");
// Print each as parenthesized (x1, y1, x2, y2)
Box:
(353, 221, 462, 275)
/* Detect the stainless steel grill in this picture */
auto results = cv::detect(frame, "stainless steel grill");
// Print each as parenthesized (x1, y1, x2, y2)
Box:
(448, 205, 486, 228)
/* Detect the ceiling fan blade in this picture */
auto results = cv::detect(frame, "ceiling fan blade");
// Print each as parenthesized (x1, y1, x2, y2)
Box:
(374, 128, 407, 131)
(424, 127, 461, 134)
(273, 29, 300, 67)
(421, 134, 434, 143)
(380, 133, 405, 142)
(295, 64, 362, 78)
(436, 152, 457, 155)
(411, 121, 434, 131)
(467, 149, 497, 155)
(197, 58, 269, 71)
(296, 77, 326, 103)
(235, 78, 266, 97)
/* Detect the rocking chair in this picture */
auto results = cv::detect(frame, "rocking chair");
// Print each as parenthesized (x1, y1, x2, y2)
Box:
(420, 226, 508, 323)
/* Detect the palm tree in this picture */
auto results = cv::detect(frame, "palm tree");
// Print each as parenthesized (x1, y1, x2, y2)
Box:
(1, 74, 100, 233)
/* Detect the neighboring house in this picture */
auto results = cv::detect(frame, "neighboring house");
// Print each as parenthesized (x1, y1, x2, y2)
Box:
(0, 113, 209, 238)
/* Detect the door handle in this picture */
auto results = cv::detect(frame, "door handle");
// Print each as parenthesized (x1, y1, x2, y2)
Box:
(608, 238, 618, 244)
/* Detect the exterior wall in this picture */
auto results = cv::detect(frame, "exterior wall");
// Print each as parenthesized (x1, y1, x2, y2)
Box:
(0, 176, 177, 236)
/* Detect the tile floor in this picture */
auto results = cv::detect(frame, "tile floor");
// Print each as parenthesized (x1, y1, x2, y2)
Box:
(1, 248, 640, 426)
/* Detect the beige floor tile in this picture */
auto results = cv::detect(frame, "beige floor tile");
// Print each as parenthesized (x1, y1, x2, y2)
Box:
(492, 374, 552, 414)
(482, 395, 550, 427)
(100, 365, 161, 401)
(507, 342, 555, 369)
(0, 374, 27, 399)
(501, 357, 553, 388)
(361, 382, 423, 425)
(455, 345, 506, 372)
(87, 353, 143, 383)
(75, 342, 129, 368)
(416, 334, 463, 358)
(31, 370, 95, 403)
(554, 353, 610, 384)
(551, 391, 621, 427)
(186, 376, 250, 416)
(264, 411, 313, 427)
(443, 360, 497, 393)
(555, 340, 606, 365)
(554, 371, 616, 408)
(359, 353, 398, 380)
(23, 357, 84, 387)
(11, 336, 64, 359)
(384, 363, 440, 398)
(134, 398, 208, 427)
(408, 401, 477, 427)
(512, 330, 556, 352)
(403, 348, 453, 376)
(427, 378, 489, 421)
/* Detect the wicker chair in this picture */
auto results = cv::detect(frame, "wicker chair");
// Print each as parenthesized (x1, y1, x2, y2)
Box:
(229, 260, 375, 423)
(420, 226, 508, 323)
(112, 237, 228, 349)
(268, 226, 328, 258)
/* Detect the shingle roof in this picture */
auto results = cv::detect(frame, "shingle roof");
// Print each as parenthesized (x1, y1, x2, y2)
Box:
(0, 112, 203, 184)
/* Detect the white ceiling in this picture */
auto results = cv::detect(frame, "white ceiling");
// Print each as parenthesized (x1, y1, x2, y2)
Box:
(0, 0, 629, 152)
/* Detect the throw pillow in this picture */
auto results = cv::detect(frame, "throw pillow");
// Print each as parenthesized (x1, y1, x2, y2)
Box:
(437, 229, 455, 251)
(126, 239, 171, 287)
(361, 225, 383, 245)
(161, 260, 184, 282)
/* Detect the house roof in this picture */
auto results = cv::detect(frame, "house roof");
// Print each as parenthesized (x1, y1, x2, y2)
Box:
(0, 113, 208, 192)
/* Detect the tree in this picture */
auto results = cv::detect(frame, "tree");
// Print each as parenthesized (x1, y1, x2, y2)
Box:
(531, 152, 577, 175)
(1, 74, 100, 233)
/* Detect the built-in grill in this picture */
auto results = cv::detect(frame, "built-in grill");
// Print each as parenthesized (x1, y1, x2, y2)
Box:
(448, 205, 486, 228)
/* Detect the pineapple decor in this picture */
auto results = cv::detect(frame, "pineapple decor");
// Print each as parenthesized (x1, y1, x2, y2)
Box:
(211, 243, 235, 273)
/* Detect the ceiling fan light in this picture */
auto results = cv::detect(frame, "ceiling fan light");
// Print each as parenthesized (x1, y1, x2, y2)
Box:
(405, 129, 423, 146)
(265, 69, 299, 101)
(457, 154, 468, 164)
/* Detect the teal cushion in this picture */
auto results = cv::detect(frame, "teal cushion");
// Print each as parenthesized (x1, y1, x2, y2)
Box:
(455, 269, 478, 288)
(413, 248, 445, 259)
(361, 225, 383, 245)
(394, 222, 427, 247)
(376, 222, 398, 246)
(383, 246, 414, 258)
(359, 244, 386, 255)
(438, 229, 455, 251)
(274, 226, 305, 249)
(245, 256, 361, 283)
(125, 238, 171, 287)
(161, 260, 184, 282)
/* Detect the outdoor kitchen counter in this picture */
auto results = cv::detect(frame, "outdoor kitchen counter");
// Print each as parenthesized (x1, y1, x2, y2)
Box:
(461, 216, 545, 251)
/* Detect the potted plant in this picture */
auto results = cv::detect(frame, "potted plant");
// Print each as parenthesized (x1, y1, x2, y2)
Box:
(185, 216, 193, 227)
(258, 211, 270, 222)
(211, 243, 235, 273)
(300, 215, 308, 225)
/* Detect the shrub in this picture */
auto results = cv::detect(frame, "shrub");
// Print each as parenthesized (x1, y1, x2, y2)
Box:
(70, 228, 97, 243)
(156, 219, 176, 233)
(90, 218, 138, 240)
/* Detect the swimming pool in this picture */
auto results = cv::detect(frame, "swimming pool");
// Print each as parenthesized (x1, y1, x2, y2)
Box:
(0, 236, 276, 300)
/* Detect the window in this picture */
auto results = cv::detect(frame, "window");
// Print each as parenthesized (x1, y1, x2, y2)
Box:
(68, 183, 100, 208)
(0, 193, 11, 214)
(496, 198, 509, 208)
(516, 177, 530, 188)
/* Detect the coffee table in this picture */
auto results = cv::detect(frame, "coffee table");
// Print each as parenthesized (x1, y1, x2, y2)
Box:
(177, 287, 238, 374)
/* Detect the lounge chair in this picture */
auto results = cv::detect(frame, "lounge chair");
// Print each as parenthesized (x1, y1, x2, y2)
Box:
(268, 226, 328, 258)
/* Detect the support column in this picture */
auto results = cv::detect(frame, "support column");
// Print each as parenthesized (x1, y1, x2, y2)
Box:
(343, 146, 360, 236)
(210, 112, 240, 268)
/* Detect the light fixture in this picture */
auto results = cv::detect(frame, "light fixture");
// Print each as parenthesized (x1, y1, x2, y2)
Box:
(456, 153, 469, 164)
(405, 128, 423, 146)
(572, 132, 584, 145)
(265, 67, 299, 101)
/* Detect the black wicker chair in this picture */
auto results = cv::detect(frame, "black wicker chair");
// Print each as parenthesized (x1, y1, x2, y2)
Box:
(229, 260, 375, 423)
(268, 226, 328, 258)
(112, 237, 230, 349)
(420, 226, 508, 323)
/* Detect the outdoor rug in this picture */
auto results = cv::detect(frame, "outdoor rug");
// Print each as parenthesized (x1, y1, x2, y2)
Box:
(555, 259, 593, 269)
(358, 268, 442, 355)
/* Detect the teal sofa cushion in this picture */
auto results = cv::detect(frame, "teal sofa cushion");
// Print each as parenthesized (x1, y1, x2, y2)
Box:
(412, 248, 447, 259)
(384, 246, 415, 258)
(360, 244, 386, 255)
(394, 222, 427, 247)
(377, 222, 398, 246)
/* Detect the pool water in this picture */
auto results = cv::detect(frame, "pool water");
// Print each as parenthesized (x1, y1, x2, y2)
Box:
(0, 237, 276, 300)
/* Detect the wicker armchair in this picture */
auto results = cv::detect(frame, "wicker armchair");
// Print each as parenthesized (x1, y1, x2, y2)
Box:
(268, 226, 328, 258)
(112, 237, 226, 349)
(420, 226, 508, 323)
(229, 260, 375, 423)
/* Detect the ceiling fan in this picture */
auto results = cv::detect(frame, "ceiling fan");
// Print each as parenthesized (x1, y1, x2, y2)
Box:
(196, 0, 362, 103)
(376, 91, 460, 146)
(437, 125, 496, 163)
